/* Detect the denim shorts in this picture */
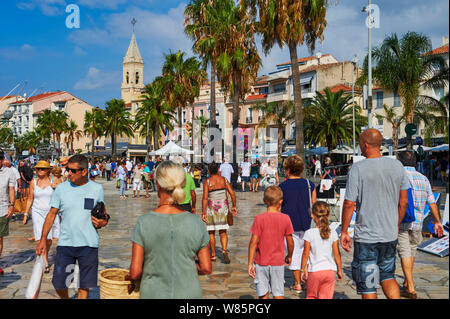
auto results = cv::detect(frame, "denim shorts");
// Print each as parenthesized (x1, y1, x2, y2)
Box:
(241, 176, 250, 183)
(52, 246, 99, 290)
(351, 240, 398, 295)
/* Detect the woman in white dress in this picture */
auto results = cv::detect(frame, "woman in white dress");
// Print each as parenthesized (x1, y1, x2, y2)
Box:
(24, 160, 60, 273)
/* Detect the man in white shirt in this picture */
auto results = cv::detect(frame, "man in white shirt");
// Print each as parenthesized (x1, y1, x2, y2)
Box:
(239, 158, 251, 192)
(219, 159, 234, 183)
(0, 151, 16, 276)
(126, 159, 133, 188)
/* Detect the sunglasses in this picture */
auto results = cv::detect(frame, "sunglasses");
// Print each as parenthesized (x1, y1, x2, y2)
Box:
(68, 168, 85, 173)
(36, 167, 50, 171)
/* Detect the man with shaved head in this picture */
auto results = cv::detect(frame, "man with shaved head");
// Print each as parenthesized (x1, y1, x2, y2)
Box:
(340, 128, 409, 299)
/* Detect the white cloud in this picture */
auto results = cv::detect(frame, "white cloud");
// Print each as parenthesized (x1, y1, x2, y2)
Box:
(17, 0, 67, 16)
(74, 46, 87, 56)
(74, 67, 121, 90)
(0, 44, 36, 60)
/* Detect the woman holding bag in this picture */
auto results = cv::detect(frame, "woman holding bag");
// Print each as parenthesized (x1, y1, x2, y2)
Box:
(202, 162, 237, 264)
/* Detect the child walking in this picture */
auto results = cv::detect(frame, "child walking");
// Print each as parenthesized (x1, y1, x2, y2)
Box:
(248, 186, 294, 299)
(300, 201, 343, 299)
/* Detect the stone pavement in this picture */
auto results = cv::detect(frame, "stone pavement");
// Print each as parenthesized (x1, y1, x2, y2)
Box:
(0, 178, 448, 299)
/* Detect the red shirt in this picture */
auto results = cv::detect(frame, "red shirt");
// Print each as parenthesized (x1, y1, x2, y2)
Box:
(250, 212, 294, 266)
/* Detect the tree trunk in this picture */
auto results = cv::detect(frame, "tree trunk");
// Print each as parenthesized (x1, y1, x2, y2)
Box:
(393, 124, 399, 155)
(210, 62, 217, 161)
(92, 134, 95, 162)
(178, 107, 183, 145)
(153, 120, 159, 152)
(278, 125, 283, 166)
(289, 41, 306, 177)
(191, 104, 195, 163)
(112, 129, 116, 161)
(232, 72, 240, 165)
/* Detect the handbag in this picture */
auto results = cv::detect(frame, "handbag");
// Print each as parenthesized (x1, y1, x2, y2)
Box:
(26, 256, 45, 299)
(401, 187, 416, 223)
(227, 209, 234, 226)
(116, 180, 120, 189)
(91, 201, 109, 220)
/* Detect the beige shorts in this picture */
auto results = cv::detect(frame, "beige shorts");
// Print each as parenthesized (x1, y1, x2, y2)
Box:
(397, 229, 423, 258)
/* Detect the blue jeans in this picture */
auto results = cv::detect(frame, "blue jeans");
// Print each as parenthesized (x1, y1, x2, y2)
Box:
(351, 240, 398, 295)
(119, 179, 127, 196)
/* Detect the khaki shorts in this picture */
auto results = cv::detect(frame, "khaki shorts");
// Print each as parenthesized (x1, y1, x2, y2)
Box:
(0, 216, 9, 237)
(397, 229, 422, 258)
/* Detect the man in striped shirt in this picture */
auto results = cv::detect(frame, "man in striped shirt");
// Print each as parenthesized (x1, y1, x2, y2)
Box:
(397, 151, 444, 299)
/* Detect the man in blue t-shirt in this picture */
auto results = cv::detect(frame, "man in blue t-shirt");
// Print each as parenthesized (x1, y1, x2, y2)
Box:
(111, 161, 117, 179)
(36, 155, 109, 299)
(147, 157, 155, 172)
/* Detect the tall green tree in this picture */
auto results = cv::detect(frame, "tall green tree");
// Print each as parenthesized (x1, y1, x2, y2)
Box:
(253, 101, 295, 164)
(204, 0, 260, 164)
(84, 107, 105, 161)
(35, 109, 68, 156)
(136, 79, 176, 152)
(375, 104, 407, 152)
(415, 95, 449, 145)
(243, 0, 328, 175)
(0, 127, 14, 149)
(185, 0, 220, 135)
(187, 115, 210, 161)
(64, 120, 83, 155)
(358, 32, 446, 148)
(304, 88, 367, 151)
(104, 99, 134, 160)
(161, 51, 206, 146)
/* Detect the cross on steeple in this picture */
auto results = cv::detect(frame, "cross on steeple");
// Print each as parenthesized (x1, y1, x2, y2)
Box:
(131, 18, 137, 33)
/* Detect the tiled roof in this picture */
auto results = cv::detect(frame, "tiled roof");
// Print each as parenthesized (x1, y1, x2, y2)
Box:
(425, 44, 449, 56)
(0, 95, 17, 100)
(11, 91, 64, 104)
(277, 54, 331, 67)
(320, 84, 359, 94)
(245, 94, 267, 101)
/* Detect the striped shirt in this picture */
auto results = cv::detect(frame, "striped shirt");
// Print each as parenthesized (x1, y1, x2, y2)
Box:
(401, 166, 436, 231)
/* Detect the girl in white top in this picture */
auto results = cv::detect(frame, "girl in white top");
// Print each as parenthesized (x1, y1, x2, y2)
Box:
(300, 201, 342, 299)
(24, 161, 60, 273)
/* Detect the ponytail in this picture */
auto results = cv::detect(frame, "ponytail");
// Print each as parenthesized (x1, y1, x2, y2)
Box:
(312, 201, 331, 240)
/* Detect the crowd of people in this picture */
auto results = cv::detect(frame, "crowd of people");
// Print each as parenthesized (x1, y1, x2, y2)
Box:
(0, 128, 447, 300)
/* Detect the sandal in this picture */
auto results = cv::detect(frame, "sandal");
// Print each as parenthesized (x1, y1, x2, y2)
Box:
(290, 284, 302, 294)
(222, 251, 230, 264)
(210, 256, 216, 261)
(44, 266, 50, 274)
(400, 290, 417, 299)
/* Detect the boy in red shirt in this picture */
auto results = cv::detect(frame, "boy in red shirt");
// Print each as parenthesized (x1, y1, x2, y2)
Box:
(248, 186, 294, 299)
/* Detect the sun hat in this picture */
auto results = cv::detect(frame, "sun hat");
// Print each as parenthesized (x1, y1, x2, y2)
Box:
(60, 156, 70, 166)
(34, 160, 51, 169)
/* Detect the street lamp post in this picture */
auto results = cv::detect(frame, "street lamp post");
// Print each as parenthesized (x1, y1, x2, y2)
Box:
(363, 0, 374, 128)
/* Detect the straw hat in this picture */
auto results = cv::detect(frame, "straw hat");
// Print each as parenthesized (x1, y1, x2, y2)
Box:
(34, 160, 51, 169)
(60, 156, 70, 166)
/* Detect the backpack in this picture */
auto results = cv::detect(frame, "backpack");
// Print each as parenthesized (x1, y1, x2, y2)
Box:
(401, 187, 416, 224)
(22, 166, 34, 181)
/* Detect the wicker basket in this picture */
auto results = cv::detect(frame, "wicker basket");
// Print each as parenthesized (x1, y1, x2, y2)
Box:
(99, 268, 140, 299)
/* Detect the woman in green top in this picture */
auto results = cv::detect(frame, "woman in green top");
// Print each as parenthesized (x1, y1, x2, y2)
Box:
(127, 161, 211, 299)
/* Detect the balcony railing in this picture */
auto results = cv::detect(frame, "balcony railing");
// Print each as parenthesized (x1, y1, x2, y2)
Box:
(246, 117, 253, 123)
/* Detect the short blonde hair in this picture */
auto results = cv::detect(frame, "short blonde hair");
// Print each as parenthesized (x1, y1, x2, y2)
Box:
(263, 186, 283, 207)
(283, 155, 304, 176)
(154, 160, 186, 204)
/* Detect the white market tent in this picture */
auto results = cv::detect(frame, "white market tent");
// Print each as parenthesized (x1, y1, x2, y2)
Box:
(331, 145, 355, 154)
(395, 145, 433, 152)
(430, 144, 449, 152)
(149, 141, 194, 156)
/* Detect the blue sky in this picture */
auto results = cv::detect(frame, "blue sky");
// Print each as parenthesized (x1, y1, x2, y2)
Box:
(0, 0, 448, 108)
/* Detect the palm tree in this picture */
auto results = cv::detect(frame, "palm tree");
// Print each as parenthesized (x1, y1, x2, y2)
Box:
(415, 95, 449, 145)
(36, 110, 68, 156)
(21, 131, 41, 155)
(206, 0, 260, 164)
(104, 99, 134, 160)
(253, 101, 295, 164)
(185, 0, 221, 158)
(64, 120, 83, 155)
(84, 107, 105, 161)
(0, 127, 14, 147)
(136, 79, 176, 152)
(187, 115, 210, 161)
(304, 88, 367, 151)
(375, 104, 407, 152)
(359, 32, 446, 149)
(161, 51, 207, 146)
(243, 0, 329, 176)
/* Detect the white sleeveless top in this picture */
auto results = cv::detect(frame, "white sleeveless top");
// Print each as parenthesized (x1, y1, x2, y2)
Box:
(32, 177, 54, 216)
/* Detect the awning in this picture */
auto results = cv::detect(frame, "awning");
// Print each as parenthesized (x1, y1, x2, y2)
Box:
(300, 76, 313, 85)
